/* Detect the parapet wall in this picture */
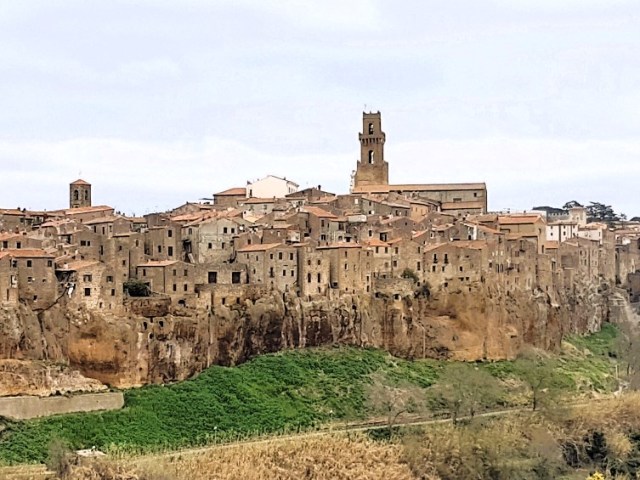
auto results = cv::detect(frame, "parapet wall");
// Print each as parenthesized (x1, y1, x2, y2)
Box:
(0, 392, 124, 420)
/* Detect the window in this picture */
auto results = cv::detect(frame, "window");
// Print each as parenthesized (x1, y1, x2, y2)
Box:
(73, 190, 79, 201)
(368, 150, 374, 164)
(184, 269, 188, 277)
(84, 288, 91, 297)
(47, 260, 53, 267)
(157, 245, 162, 253)
(16, 242, 21, 249)
(208, 272, 218, 284)
(232, 272, 241, 284)
(143, 269, 147, 276)
(282, 270, 286, 277)
(184, 284, 188, 292)
(26, 260, 32, 267)
(107, 276, 113, 283)
(173, 269, 177, 276)
(223, 227, 228, 234)
(289, 253, 294, 261)
(317, 273, 321, 282)
(168, 246, 173, 256)
(1, 241, 6, 248)
(168, 230, 173, 238)
(111, 289, 115, 296)
(83, 274, 92, 282)
(173, 284, 177, 292)
(307, 273, 312, 283)
(188, 228, 193, 235)
(208, 242, 213, 249)
(368, 122, 374, 134)
(27, 277, 34, 283)
(278, 252, 283, 260)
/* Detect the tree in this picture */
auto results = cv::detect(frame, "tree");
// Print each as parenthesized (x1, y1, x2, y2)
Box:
(586, 202, 625, 225)
(563, 200, 584, 210)
(124, 279, 150, 297)
(428, 363, 502, 425)
(366, 373, 428, 437)
(401, 268, 419, 283)
(516, 352, 567, 412)
(613, 322, 640, 390)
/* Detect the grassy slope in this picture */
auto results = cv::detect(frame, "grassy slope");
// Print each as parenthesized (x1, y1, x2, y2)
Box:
(0, 325, 619, 465)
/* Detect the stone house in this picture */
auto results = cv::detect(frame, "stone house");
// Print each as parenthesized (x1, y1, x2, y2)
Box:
(136, 260, 196, 298)
(144, 223, 182, 262)
(423, 242, 485, 292)
(0, 252, 18, 305)
(237, 243, 298, 292)
(296, 243, 331, 298)
(182, 215, 245, 264)
(497, 214, 546, 254)
(316, 243, 372, 294)
(213, 187, 247, 207)
(84, 215, 133, 238)
(56, 260, 121, 311)
(3, 249, 56, 310)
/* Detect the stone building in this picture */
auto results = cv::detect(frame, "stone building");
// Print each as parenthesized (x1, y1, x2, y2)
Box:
(350, 112, 487, 215)
(237, 243, 298, 292)
(3, 249, 56, 309)
(353, 112, 389, 188)
(136, 260, 196, 298)
(316, 243, 372, 294)
(69, 179, 92, 209)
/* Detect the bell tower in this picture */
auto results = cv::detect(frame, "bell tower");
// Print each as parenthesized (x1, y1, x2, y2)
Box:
(69, 179, 92, 209)
(353, 111, 388, 190)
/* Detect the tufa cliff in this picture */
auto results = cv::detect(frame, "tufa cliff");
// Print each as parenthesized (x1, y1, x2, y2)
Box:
(0, 274, 622, 390)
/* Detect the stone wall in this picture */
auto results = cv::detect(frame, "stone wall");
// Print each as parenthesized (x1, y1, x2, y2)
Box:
(0, 392, 124, 420)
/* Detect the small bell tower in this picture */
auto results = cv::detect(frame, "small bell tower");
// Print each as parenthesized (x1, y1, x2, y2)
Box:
(353, 111, 389, 190)
(69, 179, 92, 209)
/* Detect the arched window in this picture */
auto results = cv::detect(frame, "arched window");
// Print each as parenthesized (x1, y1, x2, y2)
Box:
(368, 150, 374, 164)
(368, 123, 374, 134)
(84, 190, 89, 200)
(73, 190, 79, 201)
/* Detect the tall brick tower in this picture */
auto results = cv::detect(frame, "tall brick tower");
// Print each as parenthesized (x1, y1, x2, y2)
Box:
(69, 179, 92, 209)
(352, 111, 389, 190)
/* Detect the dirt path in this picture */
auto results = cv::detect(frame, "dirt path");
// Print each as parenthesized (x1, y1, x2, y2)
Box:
(0, 403, 572, 479)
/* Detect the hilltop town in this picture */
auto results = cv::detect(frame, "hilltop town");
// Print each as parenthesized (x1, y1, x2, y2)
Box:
(1, 112, 639, 388)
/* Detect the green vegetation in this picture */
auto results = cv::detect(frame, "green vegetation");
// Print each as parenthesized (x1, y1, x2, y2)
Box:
(0, 326, 621, 465)
(123, 279, 150, 297)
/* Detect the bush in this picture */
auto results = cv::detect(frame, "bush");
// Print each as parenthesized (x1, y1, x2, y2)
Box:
(124, 279, 150, 297)
(400, 268, 419, 283)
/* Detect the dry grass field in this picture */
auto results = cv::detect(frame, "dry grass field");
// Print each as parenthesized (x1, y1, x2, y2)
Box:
(132, 434, 419, 480)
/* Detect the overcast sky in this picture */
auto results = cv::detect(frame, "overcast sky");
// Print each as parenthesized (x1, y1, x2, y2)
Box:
(1, 1, 639, 216)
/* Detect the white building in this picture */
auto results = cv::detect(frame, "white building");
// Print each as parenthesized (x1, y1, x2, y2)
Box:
(247, 175, 298, 199)
(546, 222, 579, 242)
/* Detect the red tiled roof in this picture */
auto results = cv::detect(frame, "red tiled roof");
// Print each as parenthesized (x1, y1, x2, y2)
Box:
(2, 249, 54, 258)
(301, 206, 337, 219)
(215, 187, 247, 196)
(237, 242, 283, 253)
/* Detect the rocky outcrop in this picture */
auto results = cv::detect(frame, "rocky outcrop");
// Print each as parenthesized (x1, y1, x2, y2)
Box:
(0, 277, 624, 389)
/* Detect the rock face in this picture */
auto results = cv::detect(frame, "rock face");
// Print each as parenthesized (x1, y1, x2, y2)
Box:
(0, 278, 623, 388)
